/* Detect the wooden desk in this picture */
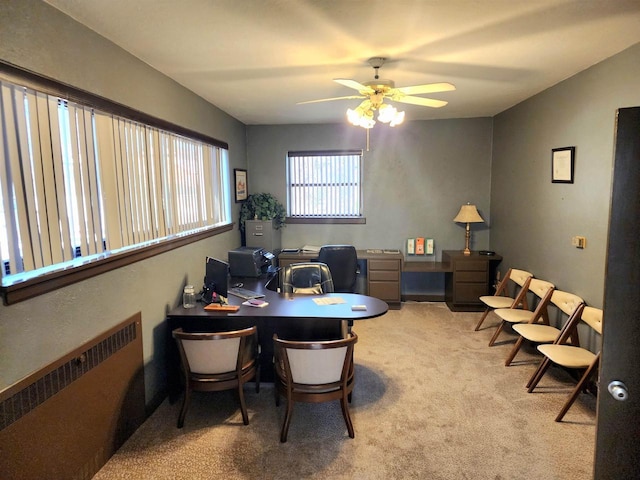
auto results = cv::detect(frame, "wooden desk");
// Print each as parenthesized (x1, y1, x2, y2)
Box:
(278, 250, 403, 309)
(166, 277, 388, 388)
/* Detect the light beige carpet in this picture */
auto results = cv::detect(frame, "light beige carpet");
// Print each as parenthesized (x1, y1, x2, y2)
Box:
(94, 302, 596, 480)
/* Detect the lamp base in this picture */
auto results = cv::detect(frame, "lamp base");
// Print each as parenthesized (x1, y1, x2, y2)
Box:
(463, 223, 472, 255)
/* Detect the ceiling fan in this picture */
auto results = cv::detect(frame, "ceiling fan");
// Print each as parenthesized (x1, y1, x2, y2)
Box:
(298, 57, 456, 128)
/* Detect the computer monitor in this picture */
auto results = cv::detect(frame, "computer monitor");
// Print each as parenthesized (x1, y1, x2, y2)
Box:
(205, 256, 229, 298)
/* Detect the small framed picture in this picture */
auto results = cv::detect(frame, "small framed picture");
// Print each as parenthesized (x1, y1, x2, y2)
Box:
(551, 147, 575, 183)
(234, 169, 248, 202)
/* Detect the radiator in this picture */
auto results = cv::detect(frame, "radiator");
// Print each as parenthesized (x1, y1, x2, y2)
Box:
(0, 313, 145, 480)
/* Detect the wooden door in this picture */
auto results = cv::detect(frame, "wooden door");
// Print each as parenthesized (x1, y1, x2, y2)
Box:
(594, 107, 640, 478)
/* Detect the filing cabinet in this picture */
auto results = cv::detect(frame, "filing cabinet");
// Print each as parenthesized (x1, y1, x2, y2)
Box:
(442, 250, 502, 311)
(245, 220, 281, 252)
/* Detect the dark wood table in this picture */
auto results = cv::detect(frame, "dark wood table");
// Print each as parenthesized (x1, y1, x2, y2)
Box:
(166, 276, 389, 390)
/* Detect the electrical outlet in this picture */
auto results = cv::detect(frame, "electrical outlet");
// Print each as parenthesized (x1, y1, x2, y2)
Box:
(572, 236, 586, 249)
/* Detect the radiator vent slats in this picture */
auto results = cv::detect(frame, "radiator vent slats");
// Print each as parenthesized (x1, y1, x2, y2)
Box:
(0, 322, 138, 431)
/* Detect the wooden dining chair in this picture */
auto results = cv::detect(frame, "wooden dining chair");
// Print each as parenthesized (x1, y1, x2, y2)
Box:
(488, 278, 555, 347)
(526, 306, 603, 422)
(475, 268, 533, 331)
(505, 290, 584, 366)
(273, 332, 358, 442)
(172, 326, 260, 428)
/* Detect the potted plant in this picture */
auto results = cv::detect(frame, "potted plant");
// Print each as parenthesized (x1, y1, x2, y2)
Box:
(239, 192, 286, 232)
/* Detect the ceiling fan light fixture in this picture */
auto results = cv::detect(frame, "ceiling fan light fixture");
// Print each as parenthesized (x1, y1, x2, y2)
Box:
(347, 107, 375, 129)
(389, 110, 405, 127)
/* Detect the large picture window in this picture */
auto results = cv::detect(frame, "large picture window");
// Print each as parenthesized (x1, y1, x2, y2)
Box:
(0, 78, 231, 298)
(286, 150, 363, 221)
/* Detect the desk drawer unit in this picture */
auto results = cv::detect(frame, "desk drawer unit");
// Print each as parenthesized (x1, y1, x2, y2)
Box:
(442, 250, 501, 312)
(368, 259, 401, 308)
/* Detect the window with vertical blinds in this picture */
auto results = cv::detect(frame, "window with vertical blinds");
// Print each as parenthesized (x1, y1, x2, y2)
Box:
(287, 150, 363, 219)
(0, 78, 231, 288)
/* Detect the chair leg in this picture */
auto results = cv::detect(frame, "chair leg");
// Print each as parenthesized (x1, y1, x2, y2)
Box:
(527, 358, 552, 392)
(474, 308, 491, 331)
(237, 384, 249, 425)
(488, 321, 506, 346)
(504, 336, 525, 366)
(340, 395, 355, 439)
(555, 358, 600, 422)
(280, 398, 294, 442)
(177, 387, 191, 428)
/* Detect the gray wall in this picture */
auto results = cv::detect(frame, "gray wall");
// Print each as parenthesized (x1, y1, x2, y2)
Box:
(247, 118, 493, 258)
(0, 0, 246, 406)
(491, 42, 640, 309)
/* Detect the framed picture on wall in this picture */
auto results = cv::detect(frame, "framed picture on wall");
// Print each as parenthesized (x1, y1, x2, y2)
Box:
(234, 169, 248, 202)
(551, 146, 575, 183)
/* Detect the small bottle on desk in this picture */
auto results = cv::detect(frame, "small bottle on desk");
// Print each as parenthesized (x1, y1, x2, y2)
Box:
(183, 285, 196, 308)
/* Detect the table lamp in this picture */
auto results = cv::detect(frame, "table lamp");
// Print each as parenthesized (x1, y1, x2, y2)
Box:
(453, 203, 484, 255)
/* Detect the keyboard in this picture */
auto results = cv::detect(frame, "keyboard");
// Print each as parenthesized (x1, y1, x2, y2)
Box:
(227, 287, 265, 300)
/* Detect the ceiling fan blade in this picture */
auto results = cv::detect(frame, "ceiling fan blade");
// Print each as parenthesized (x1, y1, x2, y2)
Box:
(334, 78, 374, 93)
(297, 95, 364, 105)
(394, 95, 449, 108)
(395, 82, 456, 95)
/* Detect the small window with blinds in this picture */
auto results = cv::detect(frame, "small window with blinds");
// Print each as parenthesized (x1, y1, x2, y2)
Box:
(287, 150, 363, 221)
(0, 78, 231, 288)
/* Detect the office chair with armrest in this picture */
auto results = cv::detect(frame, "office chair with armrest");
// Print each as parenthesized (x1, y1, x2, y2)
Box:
(279, 262, 346, 338)
(474, 268, 534, 331)
(280, 262, 335, 294)
(526, 306, 603, 422)
(317, 245, 359, 293)
(172, 326, 260, 428)
(273, 332, 358, 442)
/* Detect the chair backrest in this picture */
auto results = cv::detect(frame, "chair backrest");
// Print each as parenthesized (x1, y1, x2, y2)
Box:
(173, 326, 257, 375)
(510, 269, 534, 287)
(280, 262, 335, 294)
(555, 306, 603, 345)
(581, 306, 603, 335)
(526, 278, 555, 322)
(317, 245, 358, 293)
(274, 332, 357, 385)
(550, 290, 584, 317)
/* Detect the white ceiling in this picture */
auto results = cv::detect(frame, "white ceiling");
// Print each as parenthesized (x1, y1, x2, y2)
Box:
(44, 0, 640, 125)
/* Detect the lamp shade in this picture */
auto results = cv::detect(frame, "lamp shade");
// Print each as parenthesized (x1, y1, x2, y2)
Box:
(453, 204, 484, 224)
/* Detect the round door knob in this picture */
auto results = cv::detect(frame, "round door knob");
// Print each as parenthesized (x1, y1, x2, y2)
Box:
(608, 381, 629, 401)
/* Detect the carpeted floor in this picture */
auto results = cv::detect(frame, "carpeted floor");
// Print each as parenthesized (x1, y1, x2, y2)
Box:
(94, 302, 596, 480)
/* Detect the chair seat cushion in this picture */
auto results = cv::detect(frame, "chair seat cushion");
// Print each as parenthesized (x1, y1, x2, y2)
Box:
(479, 296, 514, 309)
(494, 308, 534, 323)
(513, 324, 560, 343)
(537, 344, 597, 368)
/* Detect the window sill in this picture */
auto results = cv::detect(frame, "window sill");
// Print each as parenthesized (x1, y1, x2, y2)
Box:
(1, 223, 233, 306)
(285, 217, 366, 225)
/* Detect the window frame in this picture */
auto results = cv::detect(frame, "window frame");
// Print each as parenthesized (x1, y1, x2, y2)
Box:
(0, 61, 232, 305)
(285, 150, 366, 225)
